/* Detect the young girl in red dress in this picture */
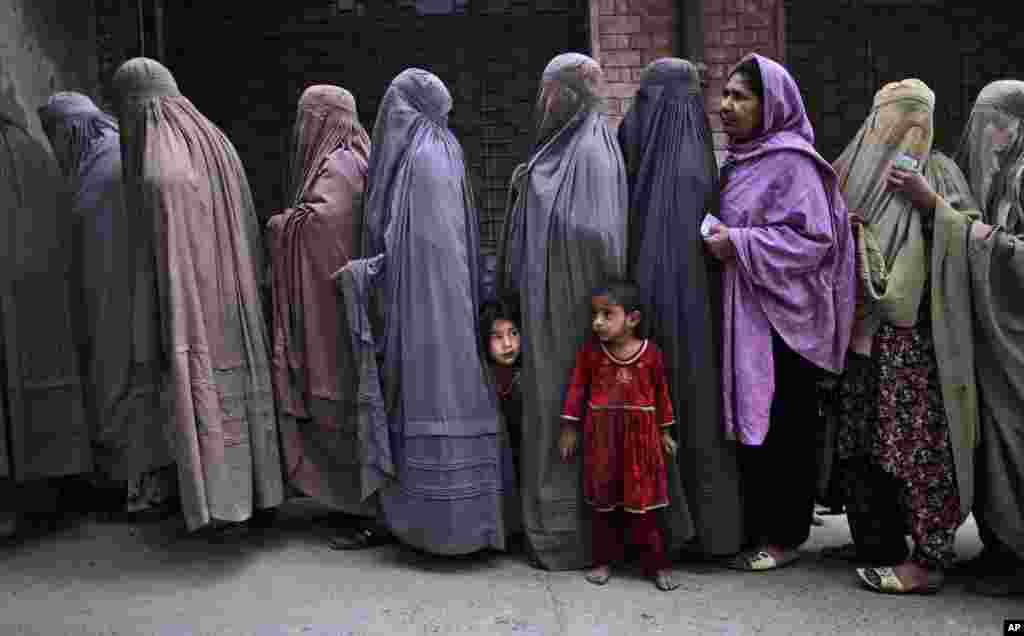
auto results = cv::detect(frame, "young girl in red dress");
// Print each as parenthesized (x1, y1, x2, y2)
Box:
(559, 279, 679, 591)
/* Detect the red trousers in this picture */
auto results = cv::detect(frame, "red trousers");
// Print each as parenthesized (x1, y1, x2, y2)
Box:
(591, 509, 669, 577)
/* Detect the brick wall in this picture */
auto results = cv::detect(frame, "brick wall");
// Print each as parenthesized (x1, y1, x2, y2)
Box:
(591, 0, 679, 129)
(701, 0, 784, 160)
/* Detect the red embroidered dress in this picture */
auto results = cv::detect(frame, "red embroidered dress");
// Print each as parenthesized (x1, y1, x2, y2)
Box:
(561, 340, 674, 513)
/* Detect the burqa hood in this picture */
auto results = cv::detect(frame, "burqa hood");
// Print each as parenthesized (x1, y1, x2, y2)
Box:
(957, 80, 1024, 230)
(286, 84, 369, 207)
(362, 68, 453, 257)
(38, 91, 118, 183)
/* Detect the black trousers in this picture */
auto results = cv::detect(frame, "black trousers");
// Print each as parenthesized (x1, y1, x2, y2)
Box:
(738, 331, 821, 550)
(840, 458, 910, 564)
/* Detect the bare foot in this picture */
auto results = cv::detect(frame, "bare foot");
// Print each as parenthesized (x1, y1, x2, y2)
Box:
(585, 565, 611, 585)
(890, 561, 941, 589)
(655, 569, 679, 591)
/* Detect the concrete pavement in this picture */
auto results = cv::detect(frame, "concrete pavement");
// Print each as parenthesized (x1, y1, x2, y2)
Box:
(0, 502, 1018, 636)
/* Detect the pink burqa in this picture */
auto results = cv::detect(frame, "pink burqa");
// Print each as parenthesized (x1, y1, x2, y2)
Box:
(114, 58, 284, 530)
(268, 85, 373, 513)
(720, 54, 856, 445)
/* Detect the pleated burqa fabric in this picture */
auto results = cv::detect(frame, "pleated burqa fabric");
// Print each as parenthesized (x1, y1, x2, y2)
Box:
(959, 80, 1024, 559)
(268, 85, 374, 514)
(0, 111, 90, 486)
(348, 69, 511, 554)
(617, 58, 742, 556)
(38, 92, 174, 487)
(497, 53, 628, 570)
(114, 58, 284, 531)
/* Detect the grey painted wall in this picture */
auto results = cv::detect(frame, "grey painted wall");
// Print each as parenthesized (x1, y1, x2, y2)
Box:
(0, 0, 99, 145)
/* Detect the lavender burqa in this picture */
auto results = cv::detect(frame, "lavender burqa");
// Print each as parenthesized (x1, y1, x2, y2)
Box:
(344, 69, 512, 554)
(38, 93, 175, 507)
(269, 85, 374, 515)
(114, 58, 284, 531)
(497, 53, 628, 570)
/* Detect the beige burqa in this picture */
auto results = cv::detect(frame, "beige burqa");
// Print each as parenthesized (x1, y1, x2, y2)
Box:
(268, 85, 373, 514)
(0, 112, 91, 499)
(114, 58, 284, 531)
(830, 80, 979, 518)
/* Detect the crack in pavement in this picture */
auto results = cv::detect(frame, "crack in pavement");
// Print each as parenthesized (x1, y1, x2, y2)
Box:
(542, 573, 567, 636)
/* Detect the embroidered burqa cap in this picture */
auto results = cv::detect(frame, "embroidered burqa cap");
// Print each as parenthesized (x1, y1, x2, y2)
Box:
(114, 57, 284, 531)
(497, 53, 628, 570)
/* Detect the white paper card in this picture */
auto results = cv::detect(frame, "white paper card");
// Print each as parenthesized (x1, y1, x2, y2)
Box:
(701, 213, 723, 238)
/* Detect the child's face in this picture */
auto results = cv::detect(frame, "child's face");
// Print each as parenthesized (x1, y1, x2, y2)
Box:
(591, 295, 639, 344)
(489, 319, 520, 367)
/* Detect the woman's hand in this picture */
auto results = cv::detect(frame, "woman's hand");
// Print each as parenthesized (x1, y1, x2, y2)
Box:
(559, 425, 578, 461)
(887, 168, 938, 214)
(703, 224, 736, 262)
(661, 431, 678, 457)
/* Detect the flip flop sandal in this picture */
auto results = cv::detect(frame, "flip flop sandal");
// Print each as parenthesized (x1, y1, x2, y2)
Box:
(727, 549, 800, 572)
(856, 567, 942, 595)
(585, 566, 612, 586)
(655, 570, 680, 591)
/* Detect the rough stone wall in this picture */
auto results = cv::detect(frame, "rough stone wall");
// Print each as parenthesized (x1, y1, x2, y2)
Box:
(701, 0, 784, 160)
(0, 0, 99, 144)
(591, 0, 679, 129)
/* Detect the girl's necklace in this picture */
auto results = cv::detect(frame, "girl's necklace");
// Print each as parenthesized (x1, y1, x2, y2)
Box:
(609, 339, 643, 361)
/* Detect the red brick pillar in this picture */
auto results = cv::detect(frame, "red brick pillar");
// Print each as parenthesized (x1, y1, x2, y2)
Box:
(590, 0, 679, 129)
(702, 0, 785, 158)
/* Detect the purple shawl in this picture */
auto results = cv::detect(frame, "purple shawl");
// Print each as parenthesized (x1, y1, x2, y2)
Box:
(720, 54, 855, 445)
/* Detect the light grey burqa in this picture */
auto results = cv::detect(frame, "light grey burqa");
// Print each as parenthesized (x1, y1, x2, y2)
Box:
(959, 80, 1024, 559)
(497, 53, 629, 570)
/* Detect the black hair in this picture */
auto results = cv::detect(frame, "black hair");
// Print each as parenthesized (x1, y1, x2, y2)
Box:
(729, 57, 764, 103)
(591, 278, 648, 339)
(479, 292, 522, 362)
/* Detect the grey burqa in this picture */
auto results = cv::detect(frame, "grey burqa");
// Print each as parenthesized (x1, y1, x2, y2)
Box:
(348, 68, 513, 555)
(38, 92, 174, 488)
(0, 110, 90, 490)
(497, 53, 629, 570)
(114, 58, 284, 531)
(618, 58, 743, 556)
(959, 80, 1024, 560)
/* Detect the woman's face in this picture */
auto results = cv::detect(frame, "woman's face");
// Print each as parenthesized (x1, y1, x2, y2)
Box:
(720, 72, 763, 143)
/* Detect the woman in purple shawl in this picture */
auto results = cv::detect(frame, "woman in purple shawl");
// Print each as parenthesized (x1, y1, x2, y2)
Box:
(705, 54, 855, 571)
(345, 69, 513, 555)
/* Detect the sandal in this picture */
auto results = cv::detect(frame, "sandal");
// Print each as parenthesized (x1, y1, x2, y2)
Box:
(856, 566, 942, 595)
(585, 565, 611, 586)
(655, 569, 680, 591)
(327, 527, 393, 551)
(726, 548, 800, 571)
